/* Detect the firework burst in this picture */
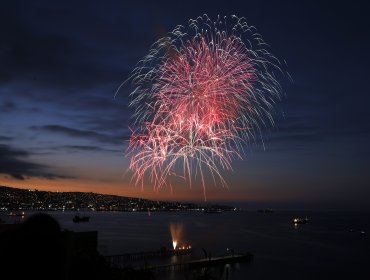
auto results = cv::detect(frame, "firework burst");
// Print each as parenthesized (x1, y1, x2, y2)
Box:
(120, 15, 286, 199)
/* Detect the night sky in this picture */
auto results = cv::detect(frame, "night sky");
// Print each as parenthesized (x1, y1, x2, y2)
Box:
(1, 0, 369, 209)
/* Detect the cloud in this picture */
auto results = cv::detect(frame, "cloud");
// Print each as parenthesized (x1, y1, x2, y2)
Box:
(0, 101, 17, 113)
(31, 124, 129, 145)
(0, 1, 145, 90)
(261, 114, 323, 145)
(0, 144, 73, 180)
(62, 145, 120, 153)
(32, 124, 113, 143)
(0, 136, 13, 142)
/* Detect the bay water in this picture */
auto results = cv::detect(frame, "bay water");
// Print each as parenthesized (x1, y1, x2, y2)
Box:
(2, 210, 369, 279)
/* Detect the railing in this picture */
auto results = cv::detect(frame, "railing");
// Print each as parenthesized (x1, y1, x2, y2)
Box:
(104, 247, 192, 268)
(104, 249, 253, 272)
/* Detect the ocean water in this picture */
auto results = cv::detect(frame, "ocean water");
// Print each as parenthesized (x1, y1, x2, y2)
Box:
(2, 210, 369, 279)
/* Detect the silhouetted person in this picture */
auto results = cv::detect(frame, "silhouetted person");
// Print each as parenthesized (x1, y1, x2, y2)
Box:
(0, 213, 65, 280)
(202, 247, 208, 259)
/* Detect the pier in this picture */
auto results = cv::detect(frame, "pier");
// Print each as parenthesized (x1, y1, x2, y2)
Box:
(105, 249, 253, 272)
(104, 247, 192, 267)
(143, 253, 253, 272)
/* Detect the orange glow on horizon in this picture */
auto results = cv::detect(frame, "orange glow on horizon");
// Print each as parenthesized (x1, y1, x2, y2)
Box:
(0, 175, 264, 202)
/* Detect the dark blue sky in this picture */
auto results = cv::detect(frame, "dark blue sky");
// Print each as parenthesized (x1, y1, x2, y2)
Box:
(1, 0, 369, 209)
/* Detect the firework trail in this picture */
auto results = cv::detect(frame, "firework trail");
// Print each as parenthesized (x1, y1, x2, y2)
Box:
(120, 15, 286, 199)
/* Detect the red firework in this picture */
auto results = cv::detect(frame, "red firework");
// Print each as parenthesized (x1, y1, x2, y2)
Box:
(123, 15, 284, 198)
